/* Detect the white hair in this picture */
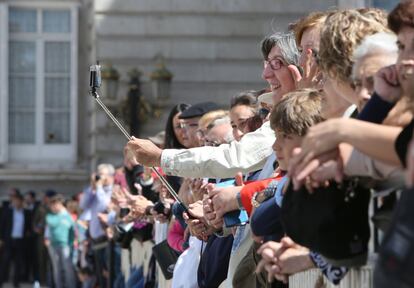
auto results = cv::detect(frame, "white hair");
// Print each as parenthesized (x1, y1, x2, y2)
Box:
(208, 116, 231, 129)
(97, 163, 115, 176)
(352, 32, 398, 61)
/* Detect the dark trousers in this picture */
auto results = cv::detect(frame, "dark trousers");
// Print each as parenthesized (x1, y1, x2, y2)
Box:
(93, 245, 108, 288)
(0, 238, 25, 287)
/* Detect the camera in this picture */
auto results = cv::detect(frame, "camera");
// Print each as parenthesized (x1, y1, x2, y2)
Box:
(95, 175, 101, 181)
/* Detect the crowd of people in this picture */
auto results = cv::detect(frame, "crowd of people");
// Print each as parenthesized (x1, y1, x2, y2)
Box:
(2, 1, 414, 287)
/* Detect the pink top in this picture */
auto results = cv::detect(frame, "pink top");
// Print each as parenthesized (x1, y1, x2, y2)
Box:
(167, 219, 185, 252)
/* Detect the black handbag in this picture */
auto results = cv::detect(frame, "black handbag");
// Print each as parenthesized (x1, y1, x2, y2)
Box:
(132, 222, 154, 243)
(281, 178, 371, 267)
(114, 224, 134, 249)
(152, 240, 180, 280)
(374, 187, 414, 287)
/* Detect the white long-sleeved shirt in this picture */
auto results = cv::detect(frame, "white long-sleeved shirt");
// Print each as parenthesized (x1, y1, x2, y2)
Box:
(161, 121, 275, 178)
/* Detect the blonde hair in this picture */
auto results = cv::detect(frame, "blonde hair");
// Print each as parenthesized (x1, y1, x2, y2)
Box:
(198, 110, 228, 130)
(270, 89, 325, 136)
(291, 11, 328, 47)
(319, 9, 389, 83)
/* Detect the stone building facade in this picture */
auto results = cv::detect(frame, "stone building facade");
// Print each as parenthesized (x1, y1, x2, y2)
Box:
(0, 0, 399, 196)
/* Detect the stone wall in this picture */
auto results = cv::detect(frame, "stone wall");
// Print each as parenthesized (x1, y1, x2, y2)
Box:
(91, 0, 337, 164)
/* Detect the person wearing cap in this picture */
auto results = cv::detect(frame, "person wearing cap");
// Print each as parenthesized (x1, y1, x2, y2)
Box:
(126, 32, 301, 180)
(179, 102, 220, 148)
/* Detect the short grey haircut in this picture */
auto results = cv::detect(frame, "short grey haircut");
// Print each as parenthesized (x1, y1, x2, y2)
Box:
(208, 116, 231, 129)
(97, 163, 115, 176)
(207, 116, 234, 143)
(261, 32, 300, 67)
(352, 32, 398, 61)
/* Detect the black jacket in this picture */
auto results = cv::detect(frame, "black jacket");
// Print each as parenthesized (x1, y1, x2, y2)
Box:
(0, 206, 32, 243)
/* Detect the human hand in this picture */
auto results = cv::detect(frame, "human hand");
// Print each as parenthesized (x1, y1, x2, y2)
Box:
(208, 184, 242, 219)
(190, 179, 208, 202)
(295, 49, 323, 89)
(256, 241, 286, 282)
(288, 119, 348, 186)
(203, 194, 223, 229)
(374, 65, 402, 103)
(111, 185, 128, 206)
(289, 147, 342, 191)
(287, 65, 303, 90)
(126, 191, 153, 217)
(399, 59, 414, 100)
(188, 200, 204, 219)
(406, 131, 414, 187)
(150, 201, 171, 223)
(265, 237, 313, 279)
(123, 145, 139, 170)
(90, 172, 104, 190)
(183, 212, 213, 241)
(127, 137, 162, 167)
(306, 159, 344, 188)
(97, 213, 109, 226)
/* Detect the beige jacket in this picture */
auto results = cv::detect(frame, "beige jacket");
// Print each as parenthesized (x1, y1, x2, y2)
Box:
(161, 121, 275, 178)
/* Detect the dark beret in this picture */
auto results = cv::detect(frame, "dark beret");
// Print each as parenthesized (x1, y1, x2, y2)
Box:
(178, 102, 220, 119)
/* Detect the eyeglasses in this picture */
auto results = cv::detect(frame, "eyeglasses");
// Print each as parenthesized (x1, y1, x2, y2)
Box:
(351, 76, 374, 93)
(182, 123, 199, 130)
(205, 140, 222, 147)
(264, 58, 285, 70)
(174, 123, 185, 130)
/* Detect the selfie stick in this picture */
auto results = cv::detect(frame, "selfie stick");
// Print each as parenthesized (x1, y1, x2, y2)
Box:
(89, 63, 185, 207)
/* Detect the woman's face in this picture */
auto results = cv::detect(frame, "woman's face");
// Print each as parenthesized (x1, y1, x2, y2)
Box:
(299, 26, 321, 67)
(173, 113, 188, 147)
(262, 46, 297, 105)
(397, 26, 414, 100)
(352, 53, 397, 109)
(321, 75, 352, 119)
(230, 104, 255, 141)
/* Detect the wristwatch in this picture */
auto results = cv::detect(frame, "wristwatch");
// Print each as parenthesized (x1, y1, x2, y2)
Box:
(236, 192, 244, 210)
(252, 192, 260, 208)
(251, 183, 278, 208)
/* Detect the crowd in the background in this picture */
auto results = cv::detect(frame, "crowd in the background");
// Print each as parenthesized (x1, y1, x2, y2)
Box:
(2, 1, 414, 287)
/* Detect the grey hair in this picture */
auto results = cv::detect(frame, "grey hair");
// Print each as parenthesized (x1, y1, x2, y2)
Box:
(261, 32, 300, 67)
(207, 116, 231, 130)
(352, 32, 398, 61)
(97, 163, 115, 176)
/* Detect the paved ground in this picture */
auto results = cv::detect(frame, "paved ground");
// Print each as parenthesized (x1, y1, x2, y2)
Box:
(3, 284, 47, 288)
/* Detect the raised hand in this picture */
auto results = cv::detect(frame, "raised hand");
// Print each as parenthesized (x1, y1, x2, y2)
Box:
(127, 137, 162, 167)
(374, 64, 402, 103)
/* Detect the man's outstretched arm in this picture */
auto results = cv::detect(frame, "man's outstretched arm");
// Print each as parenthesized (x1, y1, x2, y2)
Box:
(127, 121, 275, 178)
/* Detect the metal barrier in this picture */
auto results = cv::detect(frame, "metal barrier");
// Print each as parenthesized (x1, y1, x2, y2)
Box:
(289, 266, 373, 288)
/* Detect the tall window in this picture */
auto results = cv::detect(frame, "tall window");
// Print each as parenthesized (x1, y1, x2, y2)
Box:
(0, 4, 78, 163)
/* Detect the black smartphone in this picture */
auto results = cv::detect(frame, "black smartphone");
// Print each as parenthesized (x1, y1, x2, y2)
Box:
(120, 207, 131, 218)
(223, 209, 249, 228)
(153, 201, 167, 215)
